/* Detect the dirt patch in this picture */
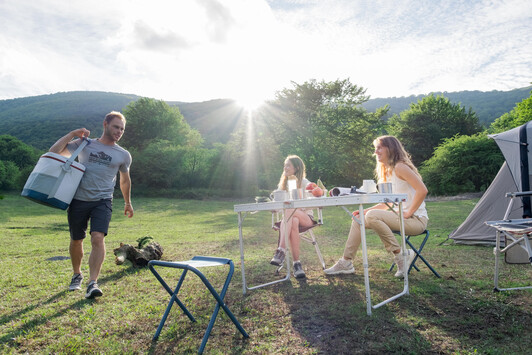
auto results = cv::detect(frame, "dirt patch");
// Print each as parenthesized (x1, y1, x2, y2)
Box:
(426, 192, 483, 202)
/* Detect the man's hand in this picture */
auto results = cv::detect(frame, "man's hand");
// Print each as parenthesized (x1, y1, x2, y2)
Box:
(124, 204, 134, 218)
(50, 127, 91, 156)
(73, 128, 90, 139)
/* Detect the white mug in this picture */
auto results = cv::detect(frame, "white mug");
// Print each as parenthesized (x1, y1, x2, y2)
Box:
(271, 190, 288, 201)
(362, 179, 377, 193)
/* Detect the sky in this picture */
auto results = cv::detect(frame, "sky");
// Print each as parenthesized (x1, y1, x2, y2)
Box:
(1, 0, 531, 106)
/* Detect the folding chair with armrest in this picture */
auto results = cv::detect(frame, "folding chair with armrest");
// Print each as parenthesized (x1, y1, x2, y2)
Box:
(272, 207, 326, 271)
(485, 191, 532, 292)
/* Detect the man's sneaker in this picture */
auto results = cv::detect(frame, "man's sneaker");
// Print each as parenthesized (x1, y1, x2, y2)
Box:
(270, 248, 286, 266)
(324, 258, 355, 275)
(293, 261, 306, 279)
(394, 249, 416, 278)
(85, 281, 103, 299)
(68, 273, 83, 291)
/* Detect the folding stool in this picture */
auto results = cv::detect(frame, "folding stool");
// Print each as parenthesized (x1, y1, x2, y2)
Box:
(389, 230, 441, 278)
(148, 256, 249, 354)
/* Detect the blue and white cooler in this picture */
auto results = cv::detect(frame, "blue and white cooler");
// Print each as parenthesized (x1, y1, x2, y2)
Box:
(21, 139, 89, 210)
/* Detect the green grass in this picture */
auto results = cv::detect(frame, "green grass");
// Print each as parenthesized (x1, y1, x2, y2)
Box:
(0, 193, 530, 354)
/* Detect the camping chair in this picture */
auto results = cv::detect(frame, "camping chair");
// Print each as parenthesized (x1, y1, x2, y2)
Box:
(272, 207, 326, 271)
(389, 230, 441, 278)
(485, 191, 532, 292)
(148, 256, 249, 354)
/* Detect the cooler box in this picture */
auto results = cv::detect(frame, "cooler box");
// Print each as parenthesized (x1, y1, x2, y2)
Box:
(21, 139, 89, 210)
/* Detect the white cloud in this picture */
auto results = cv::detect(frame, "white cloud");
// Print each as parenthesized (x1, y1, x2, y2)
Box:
(0, 0, 531, 102)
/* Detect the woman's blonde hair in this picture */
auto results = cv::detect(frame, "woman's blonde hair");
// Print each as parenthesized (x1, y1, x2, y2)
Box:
(278, 155, 307, 190)
(373, 135, 421, 182)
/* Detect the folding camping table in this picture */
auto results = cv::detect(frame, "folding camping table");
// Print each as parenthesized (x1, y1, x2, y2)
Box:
(234, 193, 408, 316)
(486, 192, 532, 292)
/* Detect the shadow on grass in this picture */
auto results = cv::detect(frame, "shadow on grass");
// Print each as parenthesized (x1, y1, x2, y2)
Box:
(0, 265, 140, 344)
(274, 271, 532, 354)
(143, 269, 252, 355)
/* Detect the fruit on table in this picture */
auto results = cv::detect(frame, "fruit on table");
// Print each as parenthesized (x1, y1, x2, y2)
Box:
(312, 187, 324, 197)
(317, 178, 326, 191)
(306, 182, 318, 191)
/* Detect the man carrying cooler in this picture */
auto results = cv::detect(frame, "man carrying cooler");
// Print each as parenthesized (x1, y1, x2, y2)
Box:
(49, 111, 133, 299)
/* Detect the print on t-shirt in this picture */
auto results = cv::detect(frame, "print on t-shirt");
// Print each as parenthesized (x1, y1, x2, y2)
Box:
(89, 151, 112, 166)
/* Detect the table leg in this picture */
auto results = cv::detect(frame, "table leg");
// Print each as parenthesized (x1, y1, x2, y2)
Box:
(341, 205, 372, 315)
(399, 201, 409, 295)
(358, 204, 372, 316)
(238, 212, 247, 295)
(239, 209, 295, 294)
(494, 230, 500, 291)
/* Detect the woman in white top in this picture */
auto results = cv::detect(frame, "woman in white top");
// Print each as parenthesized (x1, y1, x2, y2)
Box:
(325, 135, 429, 278)
(270, 155, 316, 279)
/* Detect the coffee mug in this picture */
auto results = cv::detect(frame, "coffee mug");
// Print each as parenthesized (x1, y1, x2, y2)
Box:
(271, 190, 288, 201)
(362, 179, 377, 193)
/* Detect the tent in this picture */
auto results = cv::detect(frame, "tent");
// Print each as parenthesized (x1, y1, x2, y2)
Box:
(449, 121, 532, 245)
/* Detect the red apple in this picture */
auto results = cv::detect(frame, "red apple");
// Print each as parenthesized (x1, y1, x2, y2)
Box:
(312, 187, 323, 197)
(306, 182, 318, 191)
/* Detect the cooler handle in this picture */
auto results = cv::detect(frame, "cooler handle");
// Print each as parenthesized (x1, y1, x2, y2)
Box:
(62, 138, 90, 172)
(48, 138, 90, 199)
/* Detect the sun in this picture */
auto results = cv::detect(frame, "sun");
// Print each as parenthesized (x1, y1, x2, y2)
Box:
(234, 93, 268, 112)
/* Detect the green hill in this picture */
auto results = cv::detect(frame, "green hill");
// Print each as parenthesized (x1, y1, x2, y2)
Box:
(167, 99, 245, 146)
(362, 86, 532, 125)
(1, 87, 530, 150)
(0, 91, 139, 150)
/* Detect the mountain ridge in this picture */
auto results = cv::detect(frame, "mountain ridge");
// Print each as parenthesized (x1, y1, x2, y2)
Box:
(1, 86, 530, 150)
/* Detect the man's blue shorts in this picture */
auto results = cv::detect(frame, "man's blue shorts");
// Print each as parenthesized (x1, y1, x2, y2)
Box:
(67, 199, 113, 240)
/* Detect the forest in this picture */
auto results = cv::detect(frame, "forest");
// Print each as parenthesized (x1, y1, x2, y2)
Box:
(1, 82, 531, 197)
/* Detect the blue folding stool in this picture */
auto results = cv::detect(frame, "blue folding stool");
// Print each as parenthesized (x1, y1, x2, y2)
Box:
(389, 230, 441, 278)
(148, 256, 249, 354)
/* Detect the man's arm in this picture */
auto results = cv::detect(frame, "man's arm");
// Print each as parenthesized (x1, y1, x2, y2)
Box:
(49, 128, 90, 157)
(120, 170, 133, 218)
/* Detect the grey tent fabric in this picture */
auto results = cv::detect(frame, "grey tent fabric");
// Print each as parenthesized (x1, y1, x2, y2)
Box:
(449, 163, 520, 245)
(449, 121, 532, 245)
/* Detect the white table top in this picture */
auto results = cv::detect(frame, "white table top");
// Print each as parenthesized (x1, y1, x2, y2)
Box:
(234, 193, 407, 212)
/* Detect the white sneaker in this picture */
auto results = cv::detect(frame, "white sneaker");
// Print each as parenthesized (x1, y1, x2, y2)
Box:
(394, 249, 416, 278)
(324, 258, 355, 275)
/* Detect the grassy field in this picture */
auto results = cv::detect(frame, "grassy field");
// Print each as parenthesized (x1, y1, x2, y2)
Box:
(0, 193, 531, 354)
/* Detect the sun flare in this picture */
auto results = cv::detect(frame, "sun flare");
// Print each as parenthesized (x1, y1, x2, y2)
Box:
(235, 94, 266, 111)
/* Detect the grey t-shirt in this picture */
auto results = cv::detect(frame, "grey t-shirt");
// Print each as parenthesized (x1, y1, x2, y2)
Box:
(67, 138, 132, 201)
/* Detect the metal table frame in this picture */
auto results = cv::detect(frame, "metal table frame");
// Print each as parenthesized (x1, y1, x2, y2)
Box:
(234, 193, 408, 316)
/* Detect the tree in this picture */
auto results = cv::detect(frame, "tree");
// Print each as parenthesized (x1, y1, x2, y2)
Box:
(0, 160, 20, 190)
(489, 91, 532, 133)
(266, 78, 386, 187)
(119, 98, 214, 192)
(0, 135, 40, 191)
(388, 94, 481, 165)
(420, 133, 504, 195)
(0, 135, 40, 169)
(121, 98, 193, 151)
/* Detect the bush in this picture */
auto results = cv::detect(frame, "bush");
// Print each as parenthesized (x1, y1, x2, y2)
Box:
(420, 133, 504, 195)
(0, 160, 21, 191)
